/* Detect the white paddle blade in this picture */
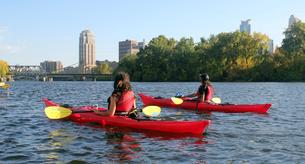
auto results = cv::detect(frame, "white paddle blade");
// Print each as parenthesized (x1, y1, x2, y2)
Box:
(211, 97, 221, 104)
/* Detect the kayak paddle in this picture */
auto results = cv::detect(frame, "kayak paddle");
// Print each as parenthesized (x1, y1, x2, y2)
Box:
(141, 106, 161, 117)
(171, 97, 184, 105)
(1, 84, 10, 89)
(211, 97, 221, 104)
(171, 97, 221, 105)
(44, 105, 161, 120)
(45, 106, 72, 119)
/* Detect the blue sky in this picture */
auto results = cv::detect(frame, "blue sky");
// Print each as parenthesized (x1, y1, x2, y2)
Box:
(0, 0, 304, 66)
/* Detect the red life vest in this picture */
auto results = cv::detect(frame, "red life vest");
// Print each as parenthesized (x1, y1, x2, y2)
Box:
(116, 90, 135, 112)
(197, 85, 214, 101)
(205, 85, 214, 101)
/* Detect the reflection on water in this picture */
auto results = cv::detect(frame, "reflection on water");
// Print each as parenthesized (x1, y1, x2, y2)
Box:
(1, 82, 305, 163)
(102, 127, 207, 163)
(104, 130, 141, 162)
(37, 129, 77, 163)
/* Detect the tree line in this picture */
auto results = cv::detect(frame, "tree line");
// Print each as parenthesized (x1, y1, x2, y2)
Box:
(115, 21, 305, 82)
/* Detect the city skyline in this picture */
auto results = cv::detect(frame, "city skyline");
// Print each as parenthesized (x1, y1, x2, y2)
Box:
(1, 0, 305, 66)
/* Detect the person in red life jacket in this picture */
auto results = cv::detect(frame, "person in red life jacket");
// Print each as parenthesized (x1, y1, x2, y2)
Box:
(93, 72, 136, 116)
(182, 73, 214, 102)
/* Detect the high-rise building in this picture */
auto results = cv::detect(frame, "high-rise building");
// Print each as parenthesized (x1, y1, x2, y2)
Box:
(79, 30, 96, 74)
(138, 40, 146, 50)
(118, 39, 146, 61)
(40, 61, 63, 73)
(240, 19, 251, 34)
(268, 40, 274, 54)
(288, 15, 300, 28)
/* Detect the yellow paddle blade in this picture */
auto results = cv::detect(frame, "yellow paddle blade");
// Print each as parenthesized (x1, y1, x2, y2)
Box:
(171, 97, 183, 105)
(44, 106, 72, 119)
(142, 106, 161, 117)
(0, 82, 5, 87)
(2, 84, 10, 89)
(211, 97, 221, 104)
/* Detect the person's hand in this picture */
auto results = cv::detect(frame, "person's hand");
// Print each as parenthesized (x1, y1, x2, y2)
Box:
(175, 92, 183, 98)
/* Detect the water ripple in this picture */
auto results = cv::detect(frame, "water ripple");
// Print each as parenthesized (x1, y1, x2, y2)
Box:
(0, 81, 304, 163)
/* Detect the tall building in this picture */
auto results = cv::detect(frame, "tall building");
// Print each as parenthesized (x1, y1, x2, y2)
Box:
(119, 39, 146, 61)
(268, 40, 274, 54)
(288, 15, 301, 28)
(240, 19, 251, 34)
(138, 39, 146, 50)
(79, 30, 96, 74)
(40, 61, 63, 73)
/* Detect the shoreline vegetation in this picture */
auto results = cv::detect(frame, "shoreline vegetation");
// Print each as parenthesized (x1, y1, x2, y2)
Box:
(1, 22, 305, 82)
(115, 22, 305, 82)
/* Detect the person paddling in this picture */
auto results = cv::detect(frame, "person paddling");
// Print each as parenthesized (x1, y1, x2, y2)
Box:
(93, 72, 136, 117)
(182, 73, 214, 103)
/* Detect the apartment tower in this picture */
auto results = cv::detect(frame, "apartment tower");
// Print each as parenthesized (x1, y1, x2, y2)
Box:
(240, 19, 251, 34)
(79, 30, 96, 73)
(119, 39, 145, 61)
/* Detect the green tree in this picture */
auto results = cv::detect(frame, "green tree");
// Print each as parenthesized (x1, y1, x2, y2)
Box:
(280, 21, 305, 81)
(0, 60, 10, 78)
(114, 28, 305, 82)
(282, 21, 305, 56)
(170, 37, 197, 81)
(94, 63, 112, 74)
(114, 54, 137, 79)
(199, 31, 270, 81)
(134, 35, 176, 81)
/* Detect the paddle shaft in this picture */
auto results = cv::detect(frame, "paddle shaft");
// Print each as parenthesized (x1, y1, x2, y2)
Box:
(67, 107, 159, 117)
(195, 98, 199, 113)
(72, 110, 94, 113)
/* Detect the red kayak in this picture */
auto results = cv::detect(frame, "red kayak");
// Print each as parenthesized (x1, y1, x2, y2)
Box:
(43, 99, 211, 135)
(139, 93, 271, 114)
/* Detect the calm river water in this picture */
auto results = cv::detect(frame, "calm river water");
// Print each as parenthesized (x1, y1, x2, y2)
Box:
(0, 81, 304, 163)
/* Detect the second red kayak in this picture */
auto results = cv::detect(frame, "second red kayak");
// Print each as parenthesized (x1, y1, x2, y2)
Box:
(43, 99, 211, 135)
(139, 93, 271, 114)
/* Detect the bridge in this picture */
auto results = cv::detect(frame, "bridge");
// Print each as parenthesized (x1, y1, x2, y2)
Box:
(9, 65, 113, 81)
(43, 73, 112, 81)
(9, 65, 43, 80)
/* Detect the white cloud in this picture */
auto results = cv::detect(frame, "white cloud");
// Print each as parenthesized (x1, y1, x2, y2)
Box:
(0, 26, 8, 33)
(0, 26, 25, 55)
(0, 44, 21, 55)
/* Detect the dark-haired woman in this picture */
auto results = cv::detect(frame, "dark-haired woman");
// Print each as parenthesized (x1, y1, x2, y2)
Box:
(93, 72, 136, 116)
(183, 73, 214, 102)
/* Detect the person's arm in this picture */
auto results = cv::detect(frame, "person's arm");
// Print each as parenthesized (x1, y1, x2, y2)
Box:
(133, 98, 137, 109)
(93, 96, 117, 116)
(198, 94, 205, 102)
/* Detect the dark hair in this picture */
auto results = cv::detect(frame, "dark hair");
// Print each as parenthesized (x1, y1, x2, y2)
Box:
(200, 73, 212, 87)
(113, 72, 132, 92)
(200, 73, 209, 82)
